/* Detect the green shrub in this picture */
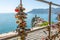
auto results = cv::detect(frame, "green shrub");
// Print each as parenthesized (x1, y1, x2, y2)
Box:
(40, 21, 54, 26)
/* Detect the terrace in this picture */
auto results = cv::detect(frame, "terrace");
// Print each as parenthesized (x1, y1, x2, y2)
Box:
(0, 0, 60, 40)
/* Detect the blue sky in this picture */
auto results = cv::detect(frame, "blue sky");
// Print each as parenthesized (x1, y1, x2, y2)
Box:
(0, 0, 60, 13)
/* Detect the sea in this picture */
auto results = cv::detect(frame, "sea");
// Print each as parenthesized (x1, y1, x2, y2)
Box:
(0, 13, 58, 34)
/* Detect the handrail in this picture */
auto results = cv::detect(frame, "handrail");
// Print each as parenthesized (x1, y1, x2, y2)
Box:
(0, 26, 48, 40)
(0, 22, 60, 40)
(36, 0, 60, 40)
(36, 0, 60, 6)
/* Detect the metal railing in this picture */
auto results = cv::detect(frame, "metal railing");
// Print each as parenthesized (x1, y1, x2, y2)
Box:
(36, 0, 60, 40)
(0, 22, 60, 40)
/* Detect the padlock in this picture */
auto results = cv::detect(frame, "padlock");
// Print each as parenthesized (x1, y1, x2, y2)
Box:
(15, 8, 19, 12)
(15, 15, 21, 18)
(15, 15, 19, 18)
(22, 8, 25, 11)
(16, 20, 19, 24)
(16, 20, 22, 24)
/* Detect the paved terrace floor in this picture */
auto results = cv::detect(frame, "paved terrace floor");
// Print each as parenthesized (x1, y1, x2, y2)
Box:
(0, 26, 60, 40)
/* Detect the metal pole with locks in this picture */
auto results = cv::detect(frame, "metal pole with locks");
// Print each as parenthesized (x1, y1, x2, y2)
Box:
(15, 0, 27, 40)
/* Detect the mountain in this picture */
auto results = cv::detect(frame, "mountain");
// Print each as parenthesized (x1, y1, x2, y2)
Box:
(28, 8, 60, 14)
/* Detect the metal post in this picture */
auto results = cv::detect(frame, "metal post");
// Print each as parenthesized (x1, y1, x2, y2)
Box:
(48, 2, 52, 40)
(20, 0, 22, 7)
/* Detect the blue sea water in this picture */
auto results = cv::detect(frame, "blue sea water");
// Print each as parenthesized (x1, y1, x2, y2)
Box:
(0, 13, 58, 34)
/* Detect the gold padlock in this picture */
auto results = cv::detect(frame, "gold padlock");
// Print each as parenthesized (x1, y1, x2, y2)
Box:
(16, 20, 22, 24)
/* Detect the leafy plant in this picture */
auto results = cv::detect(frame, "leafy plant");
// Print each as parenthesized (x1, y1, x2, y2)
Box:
(40, 21, 54, 26)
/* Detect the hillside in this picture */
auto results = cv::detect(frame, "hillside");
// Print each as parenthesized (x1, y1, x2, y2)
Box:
(28, 8, 60, 14)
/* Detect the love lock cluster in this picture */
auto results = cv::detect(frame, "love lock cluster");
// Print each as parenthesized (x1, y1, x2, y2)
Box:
(15, 6, 27, 40)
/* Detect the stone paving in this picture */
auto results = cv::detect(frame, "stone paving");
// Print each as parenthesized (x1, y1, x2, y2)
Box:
(0, 26, 60, 40)
(7, 27, 60, 40)
(26, 29, 48, 40)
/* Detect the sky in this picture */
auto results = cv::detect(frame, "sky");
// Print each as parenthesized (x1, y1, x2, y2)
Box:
(0, 0, 60, 13)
